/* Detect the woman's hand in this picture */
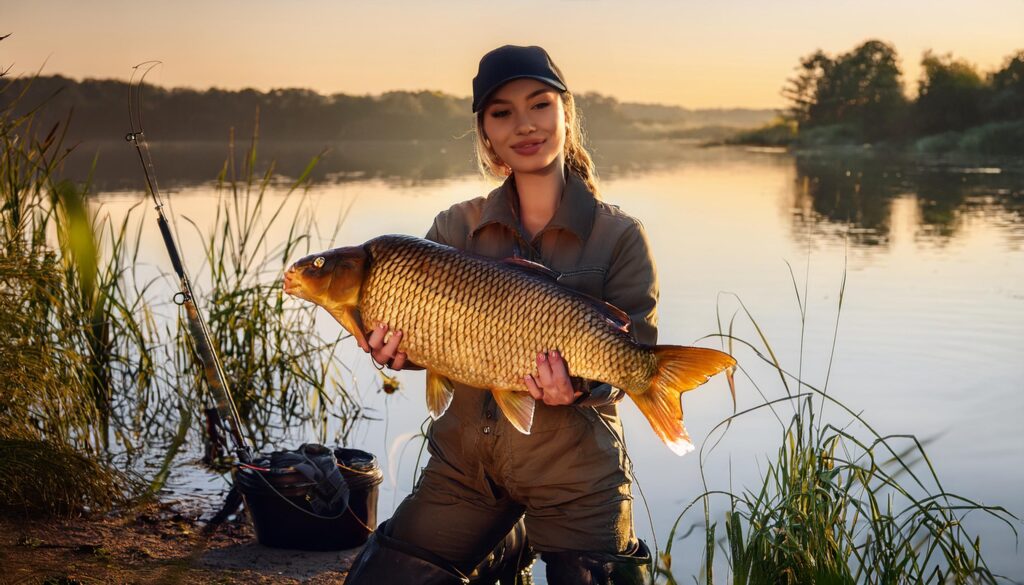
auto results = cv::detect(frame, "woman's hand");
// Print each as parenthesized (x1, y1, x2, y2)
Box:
(366, 323, 409, 371)
(524, 350, 583, 406)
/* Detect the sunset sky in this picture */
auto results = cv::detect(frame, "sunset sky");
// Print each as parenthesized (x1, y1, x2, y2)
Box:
(4, 0, 1023, 109)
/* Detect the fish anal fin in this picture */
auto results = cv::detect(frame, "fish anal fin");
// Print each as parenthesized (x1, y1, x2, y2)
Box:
(492, 390, 536, 435)
(426, 371, 455, 419)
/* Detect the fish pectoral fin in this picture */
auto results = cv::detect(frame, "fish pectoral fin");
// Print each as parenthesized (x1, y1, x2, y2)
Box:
(339, 307, 370, 351)
(492, 390, 536, 435)
(425, 371, 455, 419)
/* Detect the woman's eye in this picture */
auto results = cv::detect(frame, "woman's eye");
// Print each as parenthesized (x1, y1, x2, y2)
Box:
(490, 109, 510, 119)
(532, 101, 550, 110)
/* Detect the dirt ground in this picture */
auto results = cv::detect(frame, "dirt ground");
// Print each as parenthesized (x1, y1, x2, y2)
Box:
(0, 502, 360, 584)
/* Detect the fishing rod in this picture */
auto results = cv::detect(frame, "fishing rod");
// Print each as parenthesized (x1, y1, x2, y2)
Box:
(125, 61, 253, 464)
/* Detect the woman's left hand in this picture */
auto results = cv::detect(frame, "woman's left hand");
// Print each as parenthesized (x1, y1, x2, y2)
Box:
(525, 350, 583, 406)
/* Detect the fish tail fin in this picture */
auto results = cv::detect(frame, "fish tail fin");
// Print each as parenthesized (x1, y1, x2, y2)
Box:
(632, 346, 736, 456)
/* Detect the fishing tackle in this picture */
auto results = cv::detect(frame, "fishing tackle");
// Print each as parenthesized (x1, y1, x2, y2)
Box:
(125, 61, 253, 464)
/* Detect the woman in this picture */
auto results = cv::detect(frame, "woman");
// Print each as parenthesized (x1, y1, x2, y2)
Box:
(345, 45, 657, 585)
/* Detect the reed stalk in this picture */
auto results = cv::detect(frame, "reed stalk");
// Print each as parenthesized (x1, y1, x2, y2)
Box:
(657, 264, 1015, 584)
(1, 59, 363, 513)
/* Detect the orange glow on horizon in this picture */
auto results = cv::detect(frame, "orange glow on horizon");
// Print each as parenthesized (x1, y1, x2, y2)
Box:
(4, 0, 1022, 109)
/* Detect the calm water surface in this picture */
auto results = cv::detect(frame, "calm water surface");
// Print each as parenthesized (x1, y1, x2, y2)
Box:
(95, 143, 1024, 578)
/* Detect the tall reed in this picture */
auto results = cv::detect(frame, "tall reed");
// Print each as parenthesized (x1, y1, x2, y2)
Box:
(1, 62, 364, 513)
(0, 69, 149, 513)
(168, 118, 362, 454)
(657, 268, 1015, 584)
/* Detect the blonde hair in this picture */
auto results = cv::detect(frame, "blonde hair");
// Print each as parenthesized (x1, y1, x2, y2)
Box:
(474, 91, 600, 198)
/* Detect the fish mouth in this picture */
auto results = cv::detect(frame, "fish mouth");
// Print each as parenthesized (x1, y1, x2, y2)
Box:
(283, 267, 302, 296)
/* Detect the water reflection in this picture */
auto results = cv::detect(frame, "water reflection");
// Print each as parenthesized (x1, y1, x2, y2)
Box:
(791, 152, 1024, 247)
(68, 139, 481, 191)
(68, 138, 792, 190)
(75, 140, 1024, 254)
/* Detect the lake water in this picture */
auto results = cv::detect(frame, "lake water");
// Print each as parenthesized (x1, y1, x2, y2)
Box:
(92, 141, 1024, 579)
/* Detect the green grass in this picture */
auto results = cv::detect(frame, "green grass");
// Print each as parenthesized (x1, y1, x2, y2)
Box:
(0, 72, 146, 510)
(0, 439, 138, 517)
(656, 265, 1016, 584)
(914, 120, 1024, 156)
(726, 118, 799, 148)
(1, 62, 363, 514)
(185, 121, 363, 451)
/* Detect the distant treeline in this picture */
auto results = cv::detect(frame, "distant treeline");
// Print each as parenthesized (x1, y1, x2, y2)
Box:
(734, 40, 1024, 154)
(0, 76, 774, 143)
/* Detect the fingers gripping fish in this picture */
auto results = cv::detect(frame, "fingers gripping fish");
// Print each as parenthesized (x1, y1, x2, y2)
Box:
(284, 235, 735, 456)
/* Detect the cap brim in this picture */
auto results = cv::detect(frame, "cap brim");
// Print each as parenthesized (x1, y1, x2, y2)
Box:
(472, 75, 568, 112)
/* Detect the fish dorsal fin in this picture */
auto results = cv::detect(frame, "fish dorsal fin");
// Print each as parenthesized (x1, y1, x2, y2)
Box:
(425, 371, 455, 419)
(588, 297, 631, 335)
(491, 390, 535, 435)
(502, 257, 560, 281)
(567, 291, 631, 335)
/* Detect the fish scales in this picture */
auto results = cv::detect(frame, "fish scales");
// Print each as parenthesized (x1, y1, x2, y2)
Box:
(359, 236, 653, 393)
(284, 234, 737, 455)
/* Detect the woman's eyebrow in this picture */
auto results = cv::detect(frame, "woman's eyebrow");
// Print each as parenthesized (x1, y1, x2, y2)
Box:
(488, 88, 555, 106)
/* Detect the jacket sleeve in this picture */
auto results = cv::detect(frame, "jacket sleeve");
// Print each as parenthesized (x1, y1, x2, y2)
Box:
(604, 218, 659, 346)
(576, 218, 659, 408)
(425, 213, 449, 246)
(425, 204, 475, 249)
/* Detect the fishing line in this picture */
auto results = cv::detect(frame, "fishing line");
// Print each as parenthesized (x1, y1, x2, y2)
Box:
(127, 60, 253, 462)
(239, 452, 376, 533)
(247, 467, 349, 521)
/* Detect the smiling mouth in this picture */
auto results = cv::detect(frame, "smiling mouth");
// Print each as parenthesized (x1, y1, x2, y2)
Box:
(511, 139, 545, 154)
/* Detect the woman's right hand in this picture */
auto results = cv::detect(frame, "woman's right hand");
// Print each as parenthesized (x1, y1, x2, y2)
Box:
(366, 323, 409, 370)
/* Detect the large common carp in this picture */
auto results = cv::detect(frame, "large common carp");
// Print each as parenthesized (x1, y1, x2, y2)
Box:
(284, 235, 735, 455)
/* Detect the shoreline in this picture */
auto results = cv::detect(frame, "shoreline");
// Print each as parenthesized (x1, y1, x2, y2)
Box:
(0, 502, 360, 584)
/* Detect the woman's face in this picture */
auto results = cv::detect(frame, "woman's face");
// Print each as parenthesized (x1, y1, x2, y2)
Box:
(481, 78, 566, 175)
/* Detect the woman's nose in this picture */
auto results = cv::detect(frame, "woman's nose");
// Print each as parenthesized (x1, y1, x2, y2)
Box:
(514, 113, 536, 134)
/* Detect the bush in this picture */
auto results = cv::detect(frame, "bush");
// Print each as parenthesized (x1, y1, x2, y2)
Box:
(958, 120, 1024, 155)
(0, 440, 138, 517)
(795, 124, 863, 148)
(912, 131, 963, 155)
(912, 120, 1024, 156)
(727, 119, 798, 147)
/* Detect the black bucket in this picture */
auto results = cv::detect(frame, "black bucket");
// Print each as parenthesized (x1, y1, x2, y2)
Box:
(236, 445, 383, 551)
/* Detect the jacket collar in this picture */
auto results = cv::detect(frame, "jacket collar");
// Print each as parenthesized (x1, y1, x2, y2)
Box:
(472, 171, 596, 242)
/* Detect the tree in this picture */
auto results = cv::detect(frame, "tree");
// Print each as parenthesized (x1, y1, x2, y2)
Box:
(915, 51, 987, 134)
(783, 40, 908, 141)
(988, 50, 1024, 121)
(782, 50, 830, 125)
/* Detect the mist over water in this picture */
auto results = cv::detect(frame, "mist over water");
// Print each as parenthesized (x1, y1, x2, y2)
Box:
(94, 142, 1024, 578)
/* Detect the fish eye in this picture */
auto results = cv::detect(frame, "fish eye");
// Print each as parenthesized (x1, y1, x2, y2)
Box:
(313, 256, 325, 268)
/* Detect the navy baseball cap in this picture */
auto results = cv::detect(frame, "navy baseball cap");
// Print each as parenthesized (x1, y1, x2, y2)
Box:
(472, 45, 568, 113)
